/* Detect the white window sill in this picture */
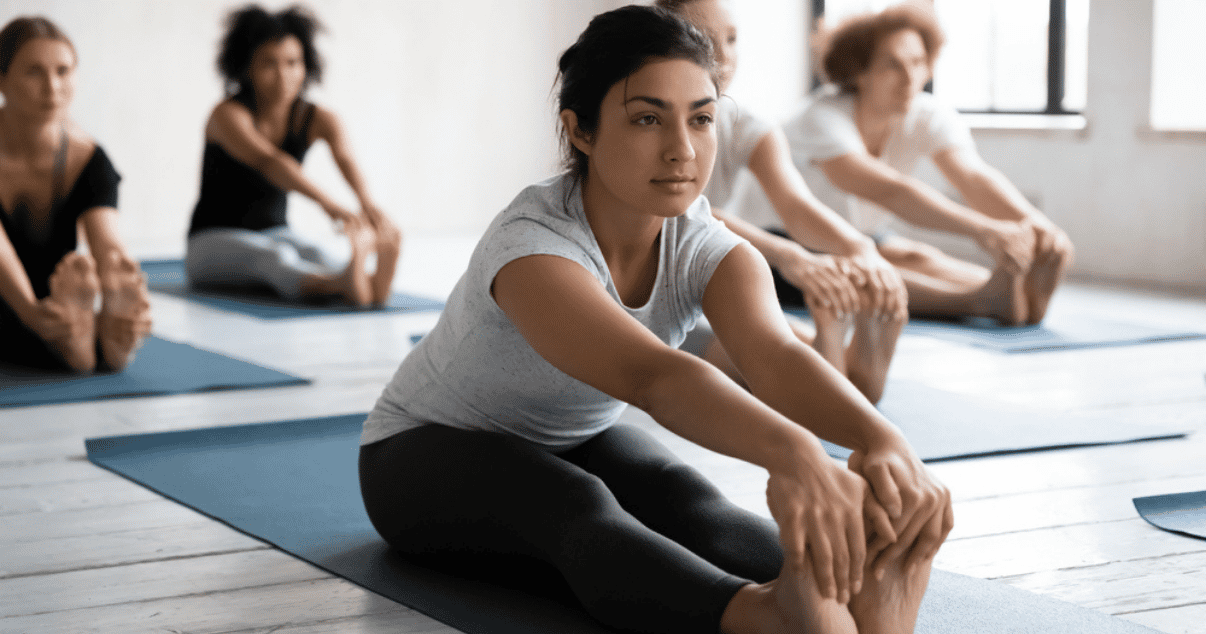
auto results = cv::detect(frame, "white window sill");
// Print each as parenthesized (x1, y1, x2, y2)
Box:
(960, 112, 1088, 132)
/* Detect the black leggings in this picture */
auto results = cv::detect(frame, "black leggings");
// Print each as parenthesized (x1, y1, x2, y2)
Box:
(359, 423, 783, 634)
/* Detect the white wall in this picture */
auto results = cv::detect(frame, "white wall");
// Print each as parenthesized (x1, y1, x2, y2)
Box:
(0, 0, 626, 257)
(970, 0, 1206, 292)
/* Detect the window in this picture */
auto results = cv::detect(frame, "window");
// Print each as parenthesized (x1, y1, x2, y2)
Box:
(814, 0, 1089, 115)
(1150, 0, 1206, 130)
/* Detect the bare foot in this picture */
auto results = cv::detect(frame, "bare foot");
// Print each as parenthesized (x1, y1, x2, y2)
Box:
(44, 253, 100, 373)
(972, 267, 1027, 326)
(846, 310, 904, 405)
(1023, 248, 1070, 325)
(98, 252, 152, 371)
(721, 561, 857, 634)
(339, 222, 375, 307)
(810, 308, 853, 376)
(369, 224, 403, 306)
(848, 552, 933, 634)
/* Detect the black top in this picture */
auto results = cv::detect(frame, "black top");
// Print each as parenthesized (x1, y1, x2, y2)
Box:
(0, 145, 121, 299)
(188, 95, 316, 236)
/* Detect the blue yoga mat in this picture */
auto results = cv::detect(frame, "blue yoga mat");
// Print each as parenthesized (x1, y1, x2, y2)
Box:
(0, 335, 308, 408)
(784, 308, 1206, 353)
(141, 259, 444, 320)
(1134, 490, 1206, 540)
(819, 380, 1188, 463)
(86, 414, 1158, 634)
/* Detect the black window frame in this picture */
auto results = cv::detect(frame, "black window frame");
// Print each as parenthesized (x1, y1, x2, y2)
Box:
(812, 0, 1079, 115)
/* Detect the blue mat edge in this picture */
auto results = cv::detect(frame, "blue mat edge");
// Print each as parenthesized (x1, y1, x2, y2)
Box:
(0, 336, 311, 409)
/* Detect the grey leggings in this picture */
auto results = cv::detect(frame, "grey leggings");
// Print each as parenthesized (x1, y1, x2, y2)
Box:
(359, 423, 784, 633)
(185, 226, 344, 299)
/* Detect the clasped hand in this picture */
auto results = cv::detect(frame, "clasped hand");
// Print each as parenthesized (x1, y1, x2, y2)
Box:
(767, 436, 952, 604)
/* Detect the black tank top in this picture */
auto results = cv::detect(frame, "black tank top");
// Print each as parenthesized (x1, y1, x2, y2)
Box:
(188, 93, 315, 235)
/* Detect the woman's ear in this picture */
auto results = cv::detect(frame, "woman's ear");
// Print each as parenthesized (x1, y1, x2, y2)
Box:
(560, 109, 593, 157)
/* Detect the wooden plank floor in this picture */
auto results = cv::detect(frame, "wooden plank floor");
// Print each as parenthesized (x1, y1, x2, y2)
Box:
(2, 232, 1204, 633)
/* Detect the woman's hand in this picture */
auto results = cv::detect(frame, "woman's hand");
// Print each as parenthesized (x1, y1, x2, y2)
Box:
(324, 203, 362, 234)
(766, 449, 875, 604)
(1026, 216, 1074, 267)
(777, 249, 861, 318)
(839, 248, 907, 321)
(847, 436, 953, 578)
(977, 219, 1036, 276)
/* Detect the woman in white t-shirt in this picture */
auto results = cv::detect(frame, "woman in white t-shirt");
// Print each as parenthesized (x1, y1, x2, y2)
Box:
(784, 2, 1073, 325)
(360, 6, 949, 633)
(660, 0, 907, 405)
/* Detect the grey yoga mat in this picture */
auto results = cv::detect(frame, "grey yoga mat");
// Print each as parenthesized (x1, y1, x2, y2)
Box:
(86, 413, 1159, 634)
(0, 335, 309, 408)
(141, 259, 444, 319)
(1134, 490, 1206, 540)
(819, 380, 1188, 462)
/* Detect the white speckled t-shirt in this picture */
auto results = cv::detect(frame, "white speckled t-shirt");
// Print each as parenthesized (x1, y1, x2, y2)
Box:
(361, 173, 745, 449)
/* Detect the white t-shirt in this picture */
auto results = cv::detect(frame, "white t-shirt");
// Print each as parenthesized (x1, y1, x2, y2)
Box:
(362, 173, 745, 449)
(703, 98, 775, 210)
(773, 87, 975, 235)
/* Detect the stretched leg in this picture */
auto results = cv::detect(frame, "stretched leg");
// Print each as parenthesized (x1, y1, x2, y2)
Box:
(844, 307, 904, 405)
(186, 227, 370, 305)
(879, 236, 1026, 325)
(96, 251, 152, 371)
(42, 253, 100, 373)
(369, 223, 403, 306)
(360, 425, 749, 634)
(807, 307, 851, 377)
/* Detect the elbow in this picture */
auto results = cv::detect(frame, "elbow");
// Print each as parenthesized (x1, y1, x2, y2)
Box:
(631, 350, 719, 416)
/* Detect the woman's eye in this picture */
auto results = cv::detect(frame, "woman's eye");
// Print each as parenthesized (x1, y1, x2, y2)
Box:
(635, 115, 658, 126)
(693, 114, 714, 126)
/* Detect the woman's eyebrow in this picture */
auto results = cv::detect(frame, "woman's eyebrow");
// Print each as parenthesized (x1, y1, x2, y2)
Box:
(623, 96, 718, 109)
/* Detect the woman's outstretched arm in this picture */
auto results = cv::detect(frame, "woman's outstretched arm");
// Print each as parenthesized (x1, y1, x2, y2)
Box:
(205, 101, 358, 225)
(819, 151, 1035, 275)
(934, 147, 1073, 266)
(703, 243, 952, 576)
(493, 252, 873, 603)
(0, 225, 57, 336)
(746, 130, 906, 319)
(309, 106, 398, 234)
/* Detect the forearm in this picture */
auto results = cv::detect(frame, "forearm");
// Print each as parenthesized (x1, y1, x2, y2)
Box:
(959, 167, 1042, 223)
(641, 352, 832, 475)
(714, 210, 817, 272)
(0, 232, 40, 320)
(747, 339, 904, 453)
(333, 155, 378, 216)
(777, 201, 876, 258)
(879, 176, 997, 240)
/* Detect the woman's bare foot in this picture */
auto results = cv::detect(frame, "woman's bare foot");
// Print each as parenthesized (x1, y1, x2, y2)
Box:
(98, 252, 152, 371)
(44, 253, 100, 373)
(972, 267, 1027, 326)
(721, 561, 857, 634)
(338, 221, 375, 307)
(848, 552, 933, 634)
(1023, 248, 1070, 325)
(810, 308, 853, 376)
(846, 310, 904, 404)
(369, 224, 403, 306)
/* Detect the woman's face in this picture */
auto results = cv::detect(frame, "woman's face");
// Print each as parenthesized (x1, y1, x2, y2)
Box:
(0, 38, 76, 123)
(249, 35, 307, 105)
(573, 57, 718, 220)
(680, 0, 738, 93)
(856, 28, 930, 115)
